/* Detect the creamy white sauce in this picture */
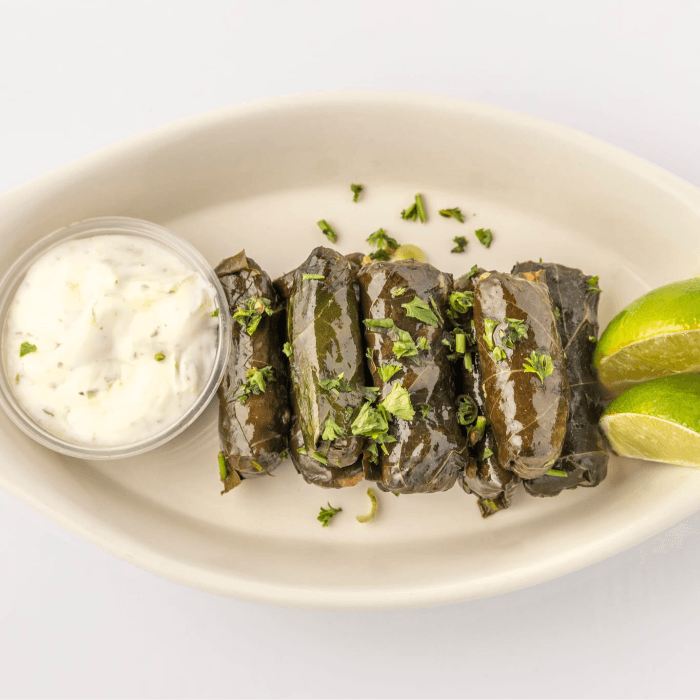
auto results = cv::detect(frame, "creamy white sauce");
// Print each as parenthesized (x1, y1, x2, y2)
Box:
(3, 234, 220, 446)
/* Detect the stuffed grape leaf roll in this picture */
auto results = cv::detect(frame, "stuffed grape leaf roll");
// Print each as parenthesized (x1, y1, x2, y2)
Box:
(448, 271, 520, 516)
(216, 251, 291, 492)
(511, 261, 608, 496)
(473, 271, 569, 479)
(289, 417, 364, 489)
(278, 247, 367, 479)
(358, 260, 468, 494)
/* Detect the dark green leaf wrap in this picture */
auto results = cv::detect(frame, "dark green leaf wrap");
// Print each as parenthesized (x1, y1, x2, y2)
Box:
(452, 274, 520, 516)
(279, 247, 367, 473)
(358, 260, 468, 494)
(288, 417, 364, 489)
(511, 261, 608, 496)
(216, 251, 291, 491)
(473, 271, 569, 479)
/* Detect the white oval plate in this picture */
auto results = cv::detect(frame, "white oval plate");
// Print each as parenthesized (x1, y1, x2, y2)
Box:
(2, 92, 700, 610)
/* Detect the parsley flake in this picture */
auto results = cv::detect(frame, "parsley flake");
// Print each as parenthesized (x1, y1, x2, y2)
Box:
(380, 382, 415, 421)
(233, 366, 276, 403)
(19, 342, 37, 357)
(317, 219, 337, 243)
(439, 207, 465, 223)
(318, 503, 342, 527)
(475, 228, 493, 248)
(588, 276, 602, 293)
(322, 417, 346, 442)
(523, 350, 554, 383)
(377, 363, 402, 383)
(401, 296, 440, 327)
(451, 236, 468, 253)
(232, 296, 273, 335)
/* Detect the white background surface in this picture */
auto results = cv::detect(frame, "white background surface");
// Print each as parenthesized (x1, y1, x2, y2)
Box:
(1, 1, 700, 698)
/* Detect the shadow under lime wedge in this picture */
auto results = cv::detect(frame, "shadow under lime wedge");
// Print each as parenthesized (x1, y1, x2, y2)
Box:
(593, 278, 700, 393)
(600, 374, 700, 468)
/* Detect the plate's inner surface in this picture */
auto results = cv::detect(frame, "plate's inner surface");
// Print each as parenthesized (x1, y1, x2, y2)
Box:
(2, 97, 700, 607)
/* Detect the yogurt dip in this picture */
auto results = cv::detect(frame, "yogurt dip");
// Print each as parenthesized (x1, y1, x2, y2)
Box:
(3, 234, 220, 446)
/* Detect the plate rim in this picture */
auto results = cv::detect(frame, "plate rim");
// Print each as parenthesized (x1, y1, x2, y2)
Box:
(3, 90, 700, 610)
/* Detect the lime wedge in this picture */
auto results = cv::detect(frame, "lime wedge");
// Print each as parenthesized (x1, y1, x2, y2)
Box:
(594, 278, 700, 393)
(600, 374, 700, 467)
(392, 244, 426, 263)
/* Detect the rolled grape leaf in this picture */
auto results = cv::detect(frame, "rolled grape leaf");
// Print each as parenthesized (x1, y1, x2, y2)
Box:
(278, 247, 367, 476)
(358, 260, 468, 494)
(216, 251, 291, 491)
(473, 271, 569, 479)
(511, 261, 608, 496)
(288, 417, 364, 489)
(451, 273, 520, 517)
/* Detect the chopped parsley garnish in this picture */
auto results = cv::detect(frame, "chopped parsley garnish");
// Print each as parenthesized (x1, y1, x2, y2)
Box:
(317, 219, 337, 243)
(359, 385, 380, 401)
(482, 319, 498, 350)
(401, 193, 427, 222)
(475, 228, 493, 248)
(459, 264, 480, 281)
(232, 296, 273, 335)
(391, 287, 406, 297)
(218, 452, 228, 481)
(364, 318, 395, 329)
(318, 503, 342, 527)
(402, 296, 440, 327)
(457, 395, 478, 427)
(587, 276, 602, 293)
(367, 228, 398, 260)
(302, 273, 325, 281)
(322, 417, 346, 441)
(393, 329, 419, 359)
(420, 403, 432, 419)
(282, 341, 292, 358)
(499, 318, 529, 348)
(380, 382, 415, 421)
(19, 342, 37, 357)
(451, 236, 468, 253)
(547, 468, 568, 477)
(447, 290, 473, 316)
(319, 372, 351, 396)
(154, 353, 165, 361)
(350, 183, 363, 202)
(367, 228, 398, 250)
(482, 447, 494, 460)
(523, 350, 554, 383)
(377, 363, 402, 383)
(233, 365, 276, 403)
(211, 308, 220, 318)
(351, 401, 390, 441)
(356, 488, 378, 523)
(439, 207, 465, 223)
